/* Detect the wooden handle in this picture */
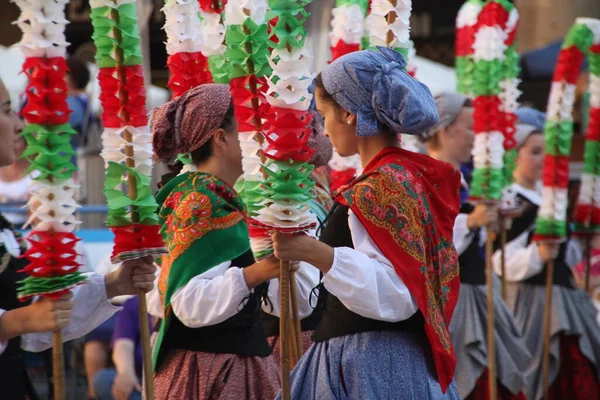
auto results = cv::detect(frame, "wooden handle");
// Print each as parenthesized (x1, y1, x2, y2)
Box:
(52, 330, 65, 400)
(500, 228, 507, 302)
(138, 291, 155, 400)
(541, 260, 555, 400)
(485, 226, 497, 400)
(279, 260, 291, 400)
(289, 269, 304, 366)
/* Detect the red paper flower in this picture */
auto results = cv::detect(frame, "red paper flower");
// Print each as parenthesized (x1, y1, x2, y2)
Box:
(167, 52, 213, 99)
(198, 0, 227, 13)
(473, 96, 503, 134)
(542, 155, 570, 188)
(111, 224, 165, 260)
(573, 203, 592, 226)
(331, 41, 360, 61)
(585, 107, 600, 141)
(553, 46, 585, 84)
(477, 1, 509, 30)
(22, 231, 81, 277)
(455, 26, 477, 57)
(98, 65, 148, 128)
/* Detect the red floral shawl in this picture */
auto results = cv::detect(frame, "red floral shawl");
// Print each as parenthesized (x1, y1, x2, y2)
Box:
(336, 147, 461, 392)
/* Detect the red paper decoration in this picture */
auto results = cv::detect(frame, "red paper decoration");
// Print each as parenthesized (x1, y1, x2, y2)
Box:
(98, 65, 148, 128)
(111, 224, 165, 259)
(167, 52, 213, 99)
(21, 231, 81, 277)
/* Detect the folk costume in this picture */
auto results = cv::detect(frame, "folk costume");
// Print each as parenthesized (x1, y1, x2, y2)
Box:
(280, 48, 462, 399)
(492, 110, 600, 400)
(423, 92, 530, 400)
(148, 84, 280, 400)
(0, 213, 121, 400)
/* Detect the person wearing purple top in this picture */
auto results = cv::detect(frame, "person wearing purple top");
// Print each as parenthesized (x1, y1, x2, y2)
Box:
(93, 297, 152, 400)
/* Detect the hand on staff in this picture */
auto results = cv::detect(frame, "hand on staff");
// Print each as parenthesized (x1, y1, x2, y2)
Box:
(112, 369, 142, 400)
(243, 256, 280, 289)
(537, 242, 560, 263)
(105, 256, 156, 299)
(467, 203, 499, 231)
(26, 292, 73, 332)
(271, 231, 335, 274)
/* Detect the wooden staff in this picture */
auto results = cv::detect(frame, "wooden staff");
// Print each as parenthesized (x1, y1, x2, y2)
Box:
(110, 6, 155, 399)
(52, 330, 65, 400)
(541, 259, 554, 400)
(279, 260, 292, 400)
(485, 222, 497, 400)
(289, 268, 304, 361)
(500, 224, 508, 302)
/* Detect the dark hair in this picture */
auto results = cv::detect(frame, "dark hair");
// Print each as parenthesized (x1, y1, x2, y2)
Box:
(66, 58, 90, 89)
(190, 101, 236, 165)
(315, 74, 335, 104)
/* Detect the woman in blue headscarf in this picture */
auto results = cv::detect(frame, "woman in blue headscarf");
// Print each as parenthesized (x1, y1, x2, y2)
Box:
(271, 48, 462, 399)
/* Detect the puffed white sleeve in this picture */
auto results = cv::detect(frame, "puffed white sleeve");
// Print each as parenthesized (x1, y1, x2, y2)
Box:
(20, 273, 121, 353)
(169, 261, 252, 328)
(565, 238, 584, 269)
(454, 213, 474, 255)
(0, 308, 7, 355)
(492, 229, 544, 282)
(146, 266, 163, 319)
(321, 211, 418, 322)
(262, 261, 320, 319)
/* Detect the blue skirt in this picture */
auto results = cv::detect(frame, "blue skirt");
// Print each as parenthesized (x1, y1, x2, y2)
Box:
(277, 330, 461, 400)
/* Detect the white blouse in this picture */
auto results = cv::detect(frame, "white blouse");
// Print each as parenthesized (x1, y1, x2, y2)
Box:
(147, 209, 419, 326)
(492, 183, 583, 282)
(0, 272, 120, 355)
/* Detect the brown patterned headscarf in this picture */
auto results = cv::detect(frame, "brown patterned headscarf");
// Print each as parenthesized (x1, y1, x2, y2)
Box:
(152, 84, 232, 161)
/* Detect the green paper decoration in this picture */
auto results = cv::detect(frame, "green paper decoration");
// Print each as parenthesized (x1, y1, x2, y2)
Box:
(17, 273, 87, 299)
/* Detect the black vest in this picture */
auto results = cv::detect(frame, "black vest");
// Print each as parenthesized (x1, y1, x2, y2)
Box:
(262, 294, 323, 338)
(158, 249, 272, 367)
(457, 204, 486, 285)
(495, 193, 574, 288)
(311, 204, 425, 343)
(0, 216, 39, 400)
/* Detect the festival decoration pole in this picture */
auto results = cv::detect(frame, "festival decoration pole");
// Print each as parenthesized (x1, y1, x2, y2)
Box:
(256, 0, 318, 391)
(537, 18, 600, 399)
(90, 1, 168, 398)
(572, 24, 600, 292)
(327, 0, 366, 192)
(468, 1, 520, 397)
(456, 0, 483, 98)
(14, 1, 88, 398)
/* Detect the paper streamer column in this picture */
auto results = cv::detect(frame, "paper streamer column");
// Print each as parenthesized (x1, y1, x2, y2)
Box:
(568, 21, 600, 239)
(199, 1, 229, 83)
(14, 1, 86, 398)
(14, 0, 87, 303)
(90, 2, 167, 398)
(224, 0, 272, 260)
(456, 0, 483, 97)
(535, 19, 600, 242)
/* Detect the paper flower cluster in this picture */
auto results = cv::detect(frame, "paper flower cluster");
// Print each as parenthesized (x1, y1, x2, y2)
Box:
(571, 19, 600, 237)
(329, 0, 368, 60)
(14, 0, 86, 301)
(455, 0, 483, 97)
(225, 0, 272, 260)
(91, 0, 166, 262)
(254, 0, 317, 255)
(535, 19, 600, 241)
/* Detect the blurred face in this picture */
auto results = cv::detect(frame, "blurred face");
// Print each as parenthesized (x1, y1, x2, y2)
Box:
(315, 86, 358, 157)
(514, 133, 544, 183)
(0, 81, 24, 167)
(213, 118, 243, 179)
(14, 136, 27, 159)
(439, 107, 474, 164)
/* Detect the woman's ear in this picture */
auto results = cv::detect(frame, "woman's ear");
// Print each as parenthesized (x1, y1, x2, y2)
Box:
(211, 129, 227, 152)
(342, 110, 356, 126)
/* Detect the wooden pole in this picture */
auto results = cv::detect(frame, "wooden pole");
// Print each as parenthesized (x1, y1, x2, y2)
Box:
(109, 6, 155, 399)
(541, 260, 555, 400)
(500, 226, 508, 302)
(52, 330, 65, 400)
(289, 269, 304, 362)
(485, 224, 497, 400)
(279, 260, 292, 400)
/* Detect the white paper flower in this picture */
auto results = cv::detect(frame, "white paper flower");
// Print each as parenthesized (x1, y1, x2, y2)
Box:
(593, 175, 600, 206)
(473, 26, 508, 61)
(576, 18, 600, 45)
(506, 8, 519, 34)
(472, 133, 488, 169)
(225, 0, 267, 25)
(330, 4, 366, 46)
(456, 1, 482, 29)
(328, 152, 360, 171)
(499, 78, 522, 113)
(256, 201, 316, 229)
(487, 131, 505, 168)
(200, 11, 226, 56)
(588, 74, 600, 109)
(163, 0, 204, 54)
(577, 173, 595, 204)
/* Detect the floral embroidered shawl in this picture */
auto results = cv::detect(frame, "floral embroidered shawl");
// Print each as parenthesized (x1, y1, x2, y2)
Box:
(336, 147, 461, 392)
(152, 172, 250, 368)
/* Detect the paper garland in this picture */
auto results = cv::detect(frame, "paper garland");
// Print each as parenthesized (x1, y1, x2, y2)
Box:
(254, 0, 317, 258)
(569, 19, 600, 238)
(14, 0, 86, 301)
(456, 0, 483, 97)
(534, 19, 599, 241)
(91, 0, 166, 262)
(225, 0, 272, 260)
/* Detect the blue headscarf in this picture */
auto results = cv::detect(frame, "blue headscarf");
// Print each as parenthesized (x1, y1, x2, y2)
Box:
(320, 47, 439, 137)
(515, 107, 546, 132)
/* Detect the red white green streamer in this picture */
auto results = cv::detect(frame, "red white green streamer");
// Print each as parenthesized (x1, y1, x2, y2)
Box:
(14, 0, 86, 301)
(90, 0, 166, 262)
(224, 0, 272, 260)
(255, 0, 316, 239)
(566, 19, 600, 238)
(456, 0, 483, 98)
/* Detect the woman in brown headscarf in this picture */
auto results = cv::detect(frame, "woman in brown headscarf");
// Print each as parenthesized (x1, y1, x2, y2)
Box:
(148, 84, 281, 400)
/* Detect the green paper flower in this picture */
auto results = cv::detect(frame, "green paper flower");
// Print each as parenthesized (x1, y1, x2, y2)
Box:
(17, 273, 87, 299)
(456, 56, 476, 96)
(268, 0, 312, 11)
(269, 9, 309, 49)
(336, 0, 369, 12)
(503, 149, 517, 186)
(589, 53, 600, 77)
(91, 5, 143, 68)
(503, 45, 520, 80)
(261, 162, 315, 202)
(562, 23, 594, 54)
(208, 55, 231, 83)
(544, 121, 573, 156)
(583, 140, 600, 175)
(472, 59, 504, 96)
(535, 218, 567, 237)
